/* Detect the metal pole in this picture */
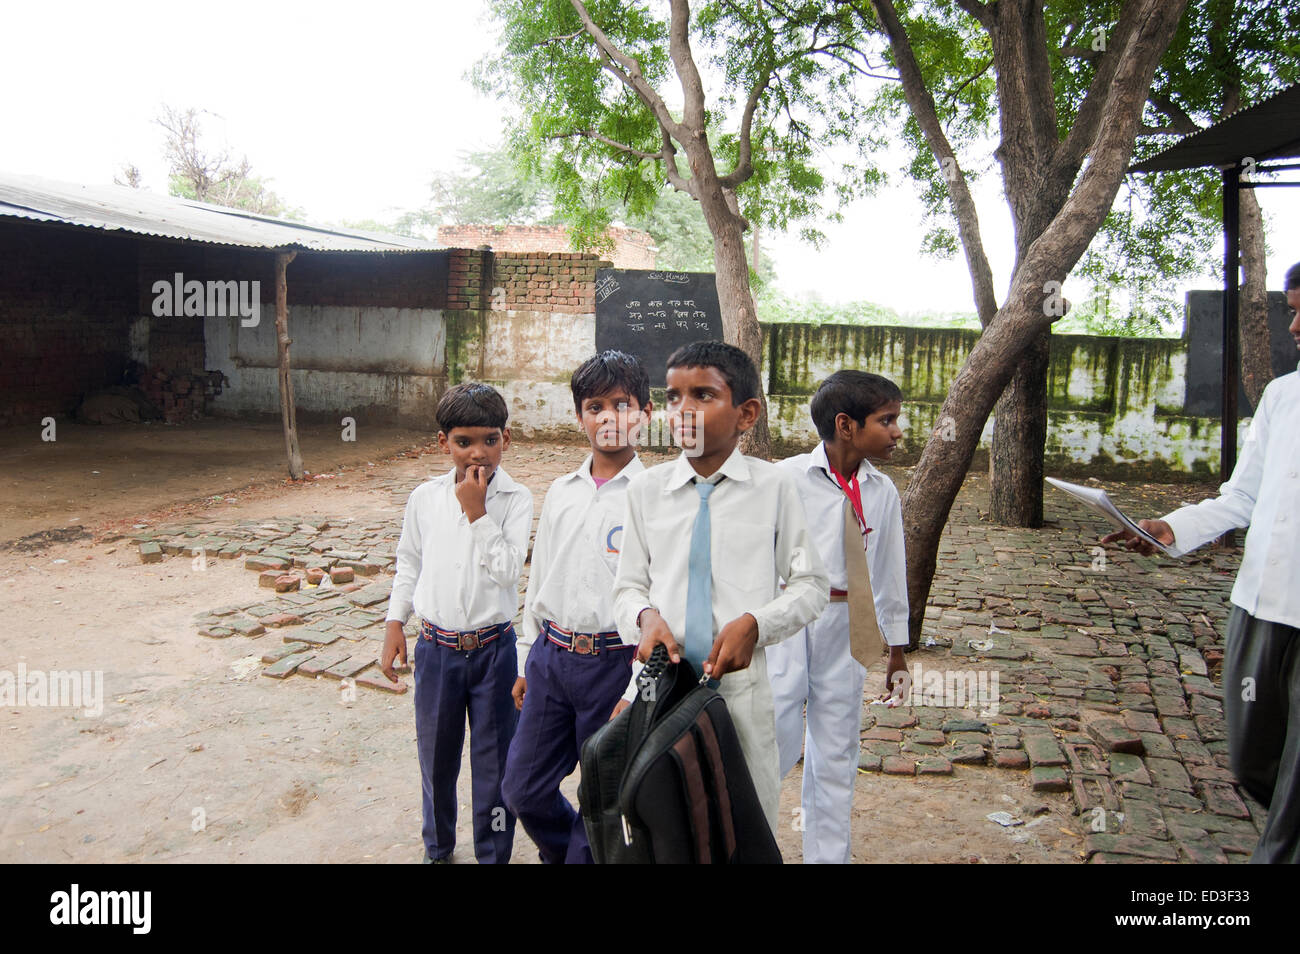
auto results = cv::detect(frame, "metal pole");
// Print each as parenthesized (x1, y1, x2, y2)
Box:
(1221, 164, 1240, 484)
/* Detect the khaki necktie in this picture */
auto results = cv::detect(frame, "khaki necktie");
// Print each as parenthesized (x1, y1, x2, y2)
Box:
(844, 497, 884, 667)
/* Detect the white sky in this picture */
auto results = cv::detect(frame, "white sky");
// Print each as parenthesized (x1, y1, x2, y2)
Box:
(3, 0, 1297, 316)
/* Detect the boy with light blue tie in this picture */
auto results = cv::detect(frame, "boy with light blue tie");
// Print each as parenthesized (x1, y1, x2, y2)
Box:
(612, 341, 828, 832)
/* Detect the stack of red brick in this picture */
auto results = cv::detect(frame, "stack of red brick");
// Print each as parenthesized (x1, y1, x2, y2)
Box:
(141, 367, 226, 423)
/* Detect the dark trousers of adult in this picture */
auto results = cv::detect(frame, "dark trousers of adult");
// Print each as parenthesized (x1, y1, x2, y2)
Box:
(1223, 606, 1300, 863)
(413, 623, 519, 864)
(502, 635, 634, 864)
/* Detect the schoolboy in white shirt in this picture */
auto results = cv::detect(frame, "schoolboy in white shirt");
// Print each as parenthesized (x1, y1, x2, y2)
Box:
(1106, 261, 1300, 864)
(382, 382, 534, 864)
(502, 351, 651, 864)
(768, 370, 909, 864)
(612, 340, 829, 833)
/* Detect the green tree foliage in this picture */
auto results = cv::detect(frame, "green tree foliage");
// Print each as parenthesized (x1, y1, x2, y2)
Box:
(475, 1, 874, 247)
(1075, 0, 1300, 334)
(862, 1, 1300, 336)
(474, 0, 881, 451)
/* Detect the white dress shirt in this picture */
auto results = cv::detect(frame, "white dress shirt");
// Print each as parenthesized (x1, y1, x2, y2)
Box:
(1163, 367, 1300, 629)
(386, 466, 534, 631)
(518, 453, 644, 675)
(612, 446, 829, 828)
(776, 442, 910, 647)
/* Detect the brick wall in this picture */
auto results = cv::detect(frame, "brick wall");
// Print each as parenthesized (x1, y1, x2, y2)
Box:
(0, 219, 138, 426)
(437, 223, 656, 269)
(445, 248, 611, 314)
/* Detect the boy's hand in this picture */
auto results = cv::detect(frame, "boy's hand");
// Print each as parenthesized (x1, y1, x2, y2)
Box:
(381, 621, 408, 682)
(882, 646, 907, 702)
(455, 465, 489, 522)
(512, 677, 526, 710)
(610, 699, 630, 720)
(1101, 518, 1174, 556)
(636, 608, 681, 664)
(703, 613, 759, 680)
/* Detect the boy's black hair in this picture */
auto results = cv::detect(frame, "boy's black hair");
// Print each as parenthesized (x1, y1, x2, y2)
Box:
(1285, 262, 1300, 291)
(570, 350, 651, 413)
(436, 382, 508, 433)
(665, 340, 761, 406)
(810, 370, 903, 441)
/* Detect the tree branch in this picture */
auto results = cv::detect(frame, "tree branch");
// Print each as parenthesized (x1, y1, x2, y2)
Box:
(538, 29, 585, 46)
(943, 56, 992, 107)
(568, 0, 685, 141)
(668, 0, 708, 133)
(868, 0, 999, 324)
(1049, 2, 1145, 178)
(953, 0, 993, 30)
(718, 68, 772, 189)
(550, 129, 662, 160)
(1148, 89, 1199, 135)
(660, 130, 696, 198)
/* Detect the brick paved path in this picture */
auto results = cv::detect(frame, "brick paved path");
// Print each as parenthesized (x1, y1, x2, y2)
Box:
(125, 447, 1257, 863)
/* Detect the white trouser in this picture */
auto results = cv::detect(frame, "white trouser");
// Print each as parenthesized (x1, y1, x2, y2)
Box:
(767, 603, 865, 864)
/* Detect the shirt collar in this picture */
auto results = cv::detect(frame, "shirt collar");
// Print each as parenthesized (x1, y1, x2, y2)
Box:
(809, 441, 883, 483)
(665, 444, 751, 492)
(561, 453, 645, 488)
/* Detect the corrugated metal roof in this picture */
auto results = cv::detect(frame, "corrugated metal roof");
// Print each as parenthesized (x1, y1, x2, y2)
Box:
(1130, 83, 1300, 173)
(0, 171, 444, 252)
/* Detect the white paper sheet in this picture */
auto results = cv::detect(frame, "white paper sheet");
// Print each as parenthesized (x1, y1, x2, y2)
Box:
(1045, 476, 1176, 556)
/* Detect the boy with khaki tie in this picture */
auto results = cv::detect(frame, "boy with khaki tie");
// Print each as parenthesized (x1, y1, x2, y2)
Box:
(768, 370, 909, 864)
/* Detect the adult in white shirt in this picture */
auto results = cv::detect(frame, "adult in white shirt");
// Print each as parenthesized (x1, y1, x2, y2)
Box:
(1106, 263, 1300, 863)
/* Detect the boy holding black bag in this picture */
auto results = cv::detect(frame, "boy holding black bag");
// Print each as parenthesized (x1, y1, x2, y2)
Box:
(609, 341, 828, 837)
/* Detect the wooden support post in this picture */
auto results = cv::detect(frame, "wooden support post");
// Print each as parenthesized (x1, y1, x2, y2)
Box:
(1221, 164, 1241, 484)
(275, 251, 304, 480)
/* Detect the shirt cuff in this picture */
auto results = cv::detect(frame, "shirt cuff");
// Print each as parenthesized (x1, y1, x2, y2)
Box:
(385, 600, 412, 624)
(620, 662, 643, 704)
(1161, 511, 1199, 558)
(469, 513, 502, 550)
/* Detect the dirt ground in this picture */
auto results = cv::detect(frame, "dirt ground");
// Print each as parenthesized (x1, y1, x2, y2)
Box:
(0, 423, 1081, 864)
(0, 418, 434, 546)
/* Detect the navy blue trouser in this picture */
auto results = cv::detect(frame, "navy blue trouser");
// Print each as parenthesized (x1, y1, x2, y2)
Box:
(502, 634, 634, 864)
(413, 623, 519, 864)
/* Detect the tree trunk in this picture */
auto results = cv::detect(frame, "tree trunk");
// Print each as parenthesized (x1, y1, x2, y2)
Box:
(898, 0, 1190, 643)
(1238, 183, 1272, 410)
(275, 251, 304, 480)
(699, 179, 770, 458)
(989, 328, 1050, 526)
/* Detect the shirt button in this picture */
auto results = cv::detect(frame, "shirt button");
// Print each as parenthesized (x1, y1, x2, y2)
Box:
(1280, 514, 1289, 523)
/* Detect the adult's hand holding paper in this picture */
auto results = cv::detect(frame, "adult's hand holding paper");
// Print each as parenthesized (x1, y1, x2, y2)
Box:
(1044, 476, 1176, 556)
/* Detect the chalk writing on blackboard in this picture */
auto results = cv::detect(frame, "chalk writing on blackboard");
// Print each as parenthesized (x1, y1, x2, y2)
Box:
(595, 268, 721, 387)
(595, 276, 620, 303)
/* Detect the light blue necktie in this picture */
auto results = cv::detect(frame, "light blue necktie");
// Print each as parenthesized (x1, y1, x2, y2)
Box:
(683, 479, 717, 669)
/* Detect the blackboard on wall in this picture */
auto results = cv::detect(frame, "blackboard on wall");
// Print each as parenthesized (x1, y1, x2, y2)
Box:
(594, 269, 721, 387)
